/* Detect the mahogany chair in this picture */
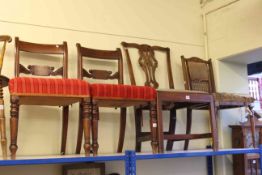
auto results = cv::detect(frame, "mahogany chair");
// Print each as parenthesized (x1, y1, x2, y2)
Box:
(75, 43, 158, 156)
(181, 56, 254, 150)
(9, 37, 91, 159)
(0, 35, 12, 159)
(121, 42, 176, 152)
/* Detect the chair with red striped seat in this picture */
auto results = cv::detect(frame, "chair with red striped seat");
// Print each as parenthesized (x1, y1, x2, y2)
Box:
(75, 43, 158, 156)
(9, 37, 91, 159)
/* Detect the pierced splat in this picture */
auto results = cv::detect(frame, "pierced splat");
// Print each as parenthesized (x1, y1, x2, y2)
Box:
(82, 68, 119, 80)
(121, 42, 174, 89)
(138, 45, 159, 88)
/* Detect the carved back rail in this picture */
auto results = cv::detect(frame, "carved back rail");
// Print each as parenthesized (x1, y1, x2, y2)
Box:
(15, 37, 68, 78)
(0, 35, 12, 74)
(121, 42, 174, 89)
(76, 43, 123, 84)
(181, 56, 216, 93)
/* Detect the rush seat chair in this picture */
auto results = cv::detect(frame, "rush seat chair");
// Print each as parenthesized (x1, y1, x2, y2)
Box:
(9, 37, 91, 159)
(180, 56, 254, 150)
(75, 43, 158, 156)
(0, 35, 12, 159)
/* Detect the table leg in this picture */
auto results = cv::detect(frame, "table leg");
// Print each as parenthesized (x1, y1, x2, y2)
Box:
(157, 95, 164, 153)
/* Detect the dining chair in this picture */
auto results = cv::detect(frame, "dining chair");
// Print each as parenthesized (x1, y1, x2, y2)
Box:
(9, 37, 91, 159)
(75, 43, 158, 156)
(121, 42, 176, 152)
(121, 42, 218, 152)
(0, 35, 12, 159)
(181, 56, 254, 150)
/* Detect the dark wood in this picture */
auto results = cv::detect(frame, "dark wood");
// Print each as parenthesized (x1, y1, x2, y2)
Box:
(10, 37, 90, 159)
(76, 43, 158, 155)
(156, 90, 218, 152)
(117, 108, 126, 153)
(122, 42, 178, 152)
(181, 56, 255, 150)
(230, 115, 262, 175)
(122, 42, 216, 152)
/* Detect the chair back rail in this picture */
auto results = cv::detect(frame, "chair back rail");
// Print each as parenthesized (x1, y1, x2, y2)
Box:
(76, 43, 123, 84)
(181, 56, 216, 93)
(14, 37, 68, 78)
(121, 42, 174, 89)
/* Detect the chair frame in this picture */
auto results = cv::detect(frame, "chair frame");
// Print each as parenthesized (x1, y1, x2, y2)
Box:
(181, 56, 254, 149)
(121, 42, 179, 151)
(0, 35, 12, 159)
(75, 43, 158, 155)
(10, 37, 91, 159)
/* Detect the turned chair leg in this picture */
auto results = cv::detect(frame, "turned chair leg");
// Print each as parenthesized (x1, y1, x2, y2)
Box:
(10, 96, 19, 159)
(135, 108, 142, 152)
(92, 100, 99, 156)
(76, 103, 83, 154)
(184, 108, 192, 150)
(117, 107, 126, 153)
(82, 98, 91, 156)
(0, 82, 7, 159)
(61, 106, 69, 155)
(149, 102, 158, 154)
(166, 108, 176, 151)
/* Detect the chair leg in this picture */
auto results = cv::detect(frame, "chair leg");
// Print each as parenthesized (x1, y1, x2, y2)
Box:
(76, 103, 83, 154)
(117, 107, 126, 153)
(92, 100, 99, 156)
(60, 106, 69, 155)
(166, 108, 176, 151)
(135, 108, 142, 152)
(0, 82, 7, 159)
(209, 103, 218, 151)
(10, 96, 19, 159)
(149, 102, 158, 154)
(82, 98, 91, 156)
(184, 108, 192, 150)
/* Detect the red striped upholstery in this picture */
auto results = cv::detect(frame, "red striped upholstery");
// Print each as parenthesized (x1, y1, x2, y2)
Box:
(91, 83, 156, 100)
(9, 77, 90, 97)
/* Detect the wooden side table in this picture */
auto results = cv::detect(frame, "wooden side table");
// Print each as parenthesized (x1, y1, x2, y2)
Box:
(156, 90, 218, 153)
(230, 116, 262, 175)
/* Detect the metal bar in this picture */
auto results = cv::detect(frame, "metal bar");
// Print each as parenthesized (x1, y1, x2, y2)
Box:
(125, 150, 136, 175)
(259, 144, 262, 174)
(136, 148, 260, 160)
(206, 145, 213, 175)
(0, 154, 125, 166)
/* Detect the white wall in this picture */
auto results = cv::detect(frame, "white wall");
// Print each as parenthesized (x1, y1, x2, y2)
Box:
(204, 0, 262, 174)
(0, 0, 212, 175)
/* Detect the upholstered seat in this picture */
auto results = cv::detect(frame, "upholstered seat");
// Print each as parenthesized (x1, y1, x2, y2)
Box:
(9, 77, 90, 97)
(213, 92, 254, 104)
(91, 83, 156, 100)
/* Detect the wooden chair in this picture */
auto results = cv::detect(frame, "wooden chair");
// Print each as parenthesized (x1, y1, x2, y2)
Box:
(75, 43, 158, 156)
(9, 37, 91, 159)
(121, 42, 176, 152)
(0, 35, 12, 159)
(181, 56, 254, 150)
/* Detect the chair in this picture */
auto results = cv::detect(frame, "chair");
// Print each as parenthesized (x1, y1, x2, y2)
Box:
(181, 56, 254, 150)
(75, 43, 158, 156)
(121, 42, 218, 152)
(9, 37, 91, 159)
(0, 35, 12, 159)
(121, 42, 176, 152)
